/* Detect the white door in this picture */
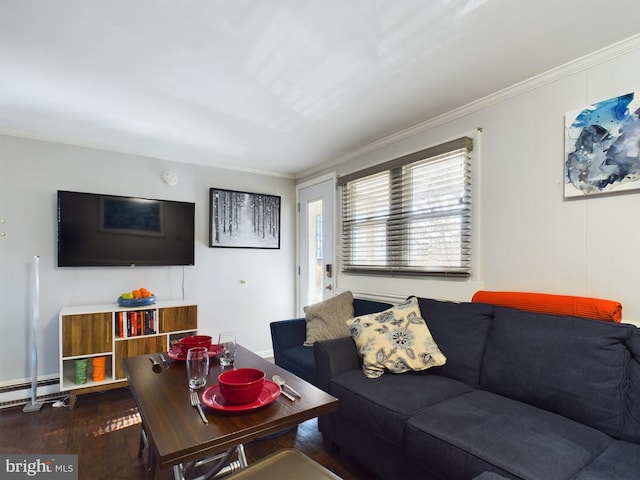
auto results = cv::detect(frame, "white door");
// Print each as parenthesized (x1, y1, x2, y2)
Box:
(297, 177, 335, 315)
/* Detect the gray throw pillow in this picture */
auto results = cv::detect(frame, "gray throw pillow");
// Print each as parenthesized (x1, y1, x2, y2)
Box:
(303, 291, 354, 346)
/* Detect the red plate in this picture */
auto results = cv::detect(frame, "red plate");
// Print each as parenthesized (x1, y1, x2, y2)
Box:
(201, 379, 280, 412)
(167, 344, 223, 361)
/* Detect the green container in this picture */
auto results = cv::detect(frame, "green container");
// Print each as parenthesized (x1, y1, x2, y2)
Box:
(75, 359, 89, 385)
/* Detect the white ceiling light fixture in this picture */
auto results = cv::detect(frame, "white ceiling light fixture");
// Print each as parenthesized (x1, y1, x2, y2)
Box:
(162, 171, 178, 186)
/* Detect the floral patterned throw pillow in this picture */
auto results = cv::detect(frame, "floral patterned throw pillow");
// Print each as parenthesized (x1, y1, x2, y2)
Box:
(346, 296, 446, 379)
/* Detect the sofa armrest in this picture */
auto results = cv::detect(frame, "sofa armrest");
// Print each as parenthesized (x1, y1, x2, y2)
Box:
(314, 337, 360, 392)
(270, 318, 306, 365)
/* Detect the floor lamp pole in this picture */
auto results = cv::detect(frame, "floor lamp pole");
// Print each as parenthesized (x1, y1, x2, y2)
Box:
(23, 255, 42, 413)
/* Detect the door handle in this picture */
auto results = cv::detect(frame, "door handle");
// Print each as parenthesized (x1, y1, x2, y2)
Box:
(325, 284, 333, 291)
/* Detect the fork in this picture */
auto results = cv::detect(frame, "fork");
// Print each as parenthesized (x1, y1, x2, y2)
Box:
(190, 390, 208, 424)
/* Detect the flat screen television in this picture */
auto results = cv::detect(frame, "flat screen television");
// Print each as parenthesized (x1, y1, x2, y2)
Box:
(57, 190, 195, 267)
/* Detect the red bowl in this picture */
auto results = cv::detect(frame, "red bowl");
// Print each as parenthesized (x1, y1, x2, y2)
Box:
(218, 368, 266, 405)
(179, 335, 212, 355)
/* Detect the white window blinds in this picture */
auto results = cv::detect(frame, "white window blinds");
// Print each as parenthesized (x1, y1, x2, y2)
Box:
(338, 137, 473, 277)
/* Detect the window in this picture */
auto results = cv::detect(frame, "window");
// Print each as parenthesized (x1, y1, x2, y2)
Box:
(338, 137, 473, 277)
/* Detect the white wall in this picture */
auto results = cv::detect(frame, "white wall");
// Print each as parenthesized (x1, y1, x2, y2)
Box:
(311, 37, 640, 323)
(0, 135, 296, 389)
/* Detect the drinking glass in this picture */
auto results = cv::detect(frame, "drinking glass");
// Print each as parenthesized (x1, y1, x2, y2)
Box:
(218, 332, 237, 367)
(186, 347, 209, 389)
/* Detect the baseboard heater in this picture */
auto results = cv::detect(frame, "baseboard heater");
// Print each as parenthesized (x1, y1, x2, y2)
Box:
(0, 377, 63, 409)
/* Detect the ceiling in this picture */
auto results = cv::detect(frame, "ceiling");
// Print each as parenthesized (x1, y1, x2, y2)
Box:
(2, 1, 640, 177)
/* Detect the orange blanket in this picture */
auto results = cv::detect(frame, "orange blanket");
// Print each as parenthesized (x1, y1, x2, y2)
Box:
(471, 291, 622, 322)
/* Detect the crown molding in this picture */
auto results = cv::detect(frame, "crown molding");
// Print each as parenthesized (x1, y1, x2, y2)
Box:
(299, 33, 640, 179)
(0, 127, 295, 179)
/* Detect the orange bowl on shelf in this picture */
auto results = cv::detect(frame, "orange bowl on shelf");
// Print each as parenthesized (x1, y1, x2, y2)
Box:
(218, 368, 266, 405)
(179, 335, 212, 355)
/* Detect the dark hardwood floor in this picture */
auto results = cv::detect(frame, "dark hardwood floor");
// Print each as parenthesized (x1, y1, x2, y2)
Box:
(0, 388, 379, 480)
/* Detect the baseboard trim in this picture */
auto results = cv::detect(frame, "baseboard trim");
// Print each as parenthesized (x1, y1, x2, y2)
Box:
(0, 376, 62, 409)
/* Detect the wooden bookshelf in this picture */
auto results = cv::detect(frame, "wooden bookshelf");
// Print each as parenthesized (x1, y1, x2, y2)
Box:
(59, 300, 197, 408)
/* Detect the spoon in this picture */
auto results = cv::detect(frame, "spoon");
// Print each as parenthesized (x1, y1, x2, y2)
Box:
(272, 375, 296, 402)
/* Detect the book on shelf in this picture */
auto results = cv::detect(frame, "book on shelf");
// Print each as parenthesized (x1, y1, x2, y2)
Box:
(117, 309, 157, 338)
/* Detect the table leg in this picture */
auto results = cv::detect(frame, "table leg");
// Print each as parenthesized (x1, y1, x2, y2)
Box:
(148, 449, 157, 480)
(171, 445, 247, 480)
(141, 428, 157, 480)
(236, 444, 247, 469)
(138, 425, 147, 459)
(173, 464, 183, 480)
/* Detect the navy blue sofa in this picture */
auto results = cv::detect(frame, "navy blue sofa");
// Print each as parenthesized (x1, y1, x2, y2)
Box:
(311, 297, 640, 480)
(270, 298, 392, 386)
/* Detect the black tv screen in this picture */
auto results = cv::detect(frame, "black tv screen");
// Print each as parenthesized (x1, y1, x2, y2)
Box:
(57, 190, 195, 267)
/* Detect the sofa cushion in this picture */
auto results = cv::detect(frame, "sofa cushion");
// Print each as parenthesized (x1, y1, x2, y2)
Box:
(624, 329, 640, 442)
(417, 297, 494, 387)
(353, 298, 393, 317)
(406, 390, 612, 480)
(574, 441, 640, 480)
(303, 291, 354, 346)
(331, 369, 472, 445)
(346, 297, 446, 379)
(480, 306, 633, 438)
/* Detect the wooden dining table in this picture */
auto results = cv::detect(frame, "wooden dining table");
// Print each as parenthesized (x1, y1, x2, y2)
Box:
(123, 345, 338, 480)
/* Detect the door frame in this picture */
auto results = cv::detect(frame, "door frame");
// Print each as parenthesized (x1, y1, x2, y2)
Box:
(295, 172, 337, 316)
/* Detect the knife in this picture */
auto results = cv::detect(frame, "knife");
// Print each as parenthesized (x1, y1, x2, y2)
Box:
(195, 401, 208, 424)
(283, 383, 302, 399)
(280, 388, 296, 402)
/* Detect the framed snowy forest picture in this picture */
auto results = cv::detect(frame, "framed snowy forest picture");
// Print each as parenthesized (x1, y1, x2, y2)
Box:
(209, 188, 281, 249)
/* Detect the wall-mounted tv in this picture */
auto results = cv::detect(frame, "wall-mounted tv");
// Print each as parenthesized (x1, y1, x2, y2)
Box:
(57, 190, 195, 267)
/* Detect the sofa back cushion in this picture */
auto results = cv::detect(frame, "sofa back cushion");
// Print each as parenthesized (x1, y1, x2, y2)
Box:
(353, 298, 393, 317)
(480, 306, 633, 438)
(417, 298, 494, 387)
(624, 329, 640, 442)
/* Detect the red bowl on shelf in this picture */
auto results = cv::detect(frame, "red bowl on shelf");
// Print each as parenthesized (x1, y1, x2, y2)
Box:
(218, 368, 266, 405)
(178, 335, 212, 355)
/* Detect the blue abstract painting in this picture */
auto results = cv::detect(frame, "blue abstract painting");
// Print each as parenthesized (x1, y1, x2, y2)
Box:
(565, 92, 640, 197)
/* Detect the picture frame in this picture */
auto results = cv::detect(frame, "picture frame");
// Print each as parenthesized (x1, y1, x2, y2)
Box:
(565, 91, 640, 198)
(209, 188, 281, 249)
